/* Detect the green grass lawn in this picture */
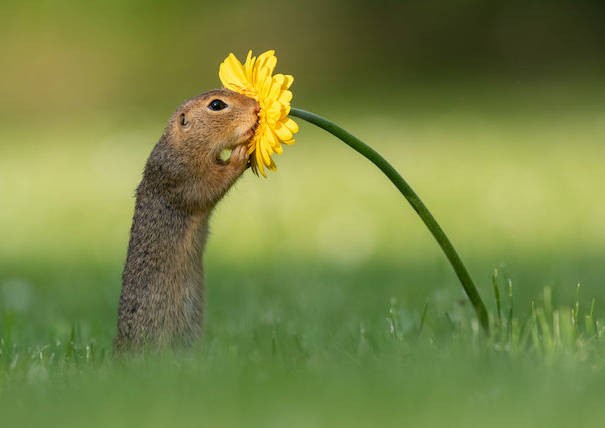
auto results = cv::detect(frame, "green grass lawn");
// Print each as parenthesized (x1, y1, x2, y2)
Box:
(1, 81, 605, 426)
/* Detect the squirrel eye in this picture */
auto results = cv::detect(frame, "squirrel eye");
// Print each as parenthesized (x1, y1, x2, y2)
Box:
(208, 99, 228, 111)
(179, 113, 190, 128)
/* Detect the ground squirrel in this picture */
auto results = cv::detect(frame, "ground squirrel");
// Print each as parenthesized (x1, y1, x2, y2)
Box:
(115, 89, 259, 351)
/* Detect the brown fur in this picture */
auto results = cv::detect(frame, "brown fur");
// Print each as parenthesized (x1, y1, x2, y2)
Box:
(115, 89, 258, 351)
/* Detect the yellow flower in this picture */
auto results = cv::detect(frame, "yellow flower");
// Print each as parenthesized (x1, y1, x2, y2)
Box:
(219, 50, 298, 176)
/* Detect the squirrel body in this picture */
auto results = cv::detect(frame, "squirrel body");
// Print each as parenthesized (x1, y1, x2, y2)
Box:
(115, 89, 258, 351)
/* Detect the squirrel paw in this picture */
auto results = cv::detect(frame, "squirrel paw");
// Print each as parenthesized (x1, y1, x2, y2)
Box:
(225, 144, 249, 173)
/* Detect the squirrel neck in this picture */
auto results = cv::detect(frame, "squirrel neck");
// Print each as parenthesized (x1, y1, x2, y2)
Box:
(119, 181, 210, 347)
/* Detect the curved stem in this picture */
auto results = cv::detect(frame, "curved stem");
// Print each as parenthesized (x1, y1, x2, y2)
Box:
(290, 107, 490, 333)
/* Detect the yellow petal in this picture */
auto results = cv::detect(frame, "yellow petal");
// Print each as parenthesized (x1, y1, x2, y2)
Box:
(257, 50, 277, 76)
(266, 128, 281, 149)
(266, 101, 282, 123)
(219, 53, 249, 90)
(274, 121, 293, 141)
(259, 138, 272, 165)
(278, 90, 293, 105)
(282, 75, 294, 89)
(243, 50, 255, 80)
(254, 150, 266, 177)
(267, 79, 282, 102)
(284, 118, 299, 134)
(273, 140, 284, 154)
(273, 74, 285, 88)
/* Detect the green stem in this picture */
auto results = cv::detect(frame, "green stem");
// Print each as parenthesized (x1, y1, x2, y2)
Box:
(289, 107, 490, 333)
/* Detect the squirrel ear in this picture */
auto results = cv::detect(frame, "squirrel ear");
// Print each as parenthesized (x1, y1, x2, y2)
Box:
(179, 112, 190, 129)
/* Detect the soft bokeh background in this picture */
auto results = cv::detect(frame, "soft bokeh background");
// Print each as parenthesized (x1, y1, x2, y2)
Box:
(1, 1, 605, 426)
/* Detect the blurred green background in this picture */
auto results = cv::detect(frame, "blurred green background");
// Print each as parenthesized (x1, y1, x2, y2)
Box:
(1, 1, 605, 426)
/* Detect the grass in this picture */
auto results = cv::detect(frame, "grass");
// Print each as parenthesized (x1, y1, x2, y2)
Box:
(1, 81, 605, 426)
(1, 274, 604, 427)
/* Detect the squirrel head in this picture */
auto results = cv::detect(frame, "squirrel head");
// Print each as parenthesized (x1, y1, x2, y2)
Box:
(167, 88, 259, 164)
(143, 89, 259, 213)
